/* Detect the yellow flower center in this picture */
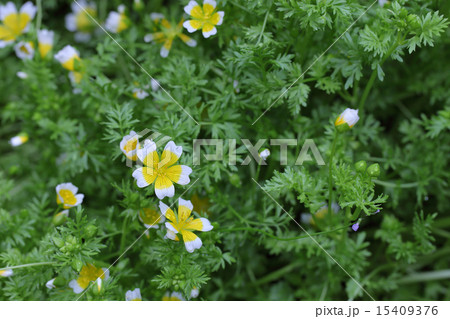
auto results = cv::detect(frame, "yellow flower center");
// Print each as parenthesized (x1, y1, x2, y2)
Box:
(75, 8, 96, 32)
(77, 264, 106, 289)
(57, 189, 77, 206)
(140, 208, 160, 225)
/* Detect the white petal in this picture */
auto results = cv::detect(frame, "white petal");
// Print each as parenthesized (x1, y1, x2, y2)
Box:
(159, 201, 170, 216)
(165, 230, 177, 240)
(69, 279, 84, 294)
(65, 13, 77, 31)
(150, 13, 164, 21)
(144, 33, 153, 42)
(165, 222, 178, 233)
(184, 1, 200, 15)
(164, 141, 182, 158)
(183, 20, 197, 33)
(202, 26, 217, 38)
(74, 194, 84, 206)
(102, 268, 110, 280)
(155, 183, 175, 199)
(174, 165, 192, 185)
(215, 11, 224, 26)
(46, 278, 56, 289)
(132, 168, 150, 188)
(198, 218, 213, 231)
(185, 236, 202, 253)
(20, 1, 37, 20)
(178, 198, 193, 211)
(0, 2, 17, 21)
(204, 0, 217, 8)
(136, 139, 157, 163)
(160, 46, 169, 58)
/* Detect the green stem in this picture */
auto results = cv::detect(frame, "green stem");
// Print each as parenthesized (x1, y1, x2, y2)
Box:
(359, 36, 402, 114)
(254, 260, 303, 286)
(35, 0, 42, 33)
(396, 270, 450, 284)
(0, 261, 57, 271)
(256, 3, 272, 45)
(220, 224, 350, 241)
(119, 215, 130, 253)
(328, 131, 338, 215)
(373, 180, 419, 189)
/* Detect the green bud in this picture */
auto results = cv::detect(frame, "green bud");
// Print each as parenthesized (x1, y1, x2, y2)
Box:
(229, 173, 242, 188)
(52, 213, 67, 226)
(133, 0, 144, 11)
(53, 276, 66, 287)
(335, 122, 351, 133)
(367, 163, 381, 177)
(52, 236, 65, 248)
(355, 160, 367, 173)
(84, 225, 98, 238)
(72, 259, 83, 272)
(174, 284, 180, 291)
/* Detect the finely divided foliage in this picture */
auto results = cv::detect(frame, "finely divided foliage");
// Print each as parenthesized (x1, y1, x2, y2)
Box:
(0, 0, 449, 301)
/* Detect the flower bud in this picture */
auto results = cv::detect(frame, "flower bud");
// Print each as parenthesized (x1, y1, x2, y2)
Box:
(72, 259, 83, 272)
(84, 225, 98, 238)
(367, 163, 381, 177)
(355, 160, 367, 173)
(335, 108, 359, 132)
(229, 173, 242, 188)
(52, 236, 65, 248)
(52, 210, 69, 226)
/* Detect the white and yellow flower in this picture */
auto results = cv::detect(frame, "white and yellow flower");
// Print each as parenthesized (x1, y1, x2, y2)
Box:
(9, 133, 28, 147)
(335, 108, 359, 130)
(14, 40, 34, 60)
(125, 288, 142, 301)
(183, 0, 224, 38)
(37, 29, 54, 58)
(160, 198, 213, 253)
(46, 278, 56, 289)
(190, 286, 199, 298)
(105, 5, 129, 33)
(65, 0, 97, 42)
(162, 291, 185, 301)
(144, 15, 196, 58)
(132, 140, 192, 199)
(54, 45, 81, 71)
(119, 130, 141, 161)
(0, 1, 36, 47)
(139, 207, 165, 229)
(132, 87, 149, 100)
(259, 148, 270, 160)
(69, 264, 109, 294)
(55, 183, 84, 209)
(16, 71, 27, 79)
(0, 269, 13, 277)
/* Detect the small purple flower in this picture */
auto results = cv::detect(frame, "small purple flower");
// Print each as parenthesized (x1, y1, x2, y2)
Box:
(352, 223, 360, 232)
(375, 209, 380, 214)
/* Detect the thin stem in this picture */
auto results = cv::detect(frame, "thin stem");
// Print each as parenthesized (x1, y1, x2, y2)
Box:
(0, 261, 57, 271)
(35, 0, 42, 33)
(328, 131, 338, 215)
(256, 3, 272, 45)
(373, 180, 419, 189)
(119, 215, 130, 253)
(396, 270, 450, 284)
(220, 224, 350, 241)
(253, 260, 303, 286)
(359, 35, 403, 114)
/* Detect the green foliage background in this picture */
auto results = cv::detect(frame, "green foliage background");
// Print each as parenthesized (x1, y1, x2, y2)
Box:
(1, 0, 449, 300)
